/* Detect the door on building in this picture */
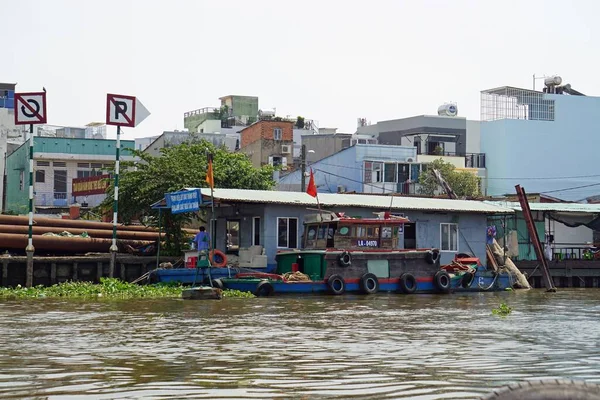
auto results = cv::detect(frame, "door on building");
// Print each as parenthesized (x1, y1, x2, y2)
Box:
(54, 170, 67, 206)
(404, 223, 416, 249)
(226, 220, 240, 254)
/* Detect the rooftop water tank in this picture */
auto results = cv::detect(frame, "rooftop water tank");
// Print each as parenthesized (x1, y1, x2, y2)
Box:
(437, 103, 458, 117)
(544, 76, 562, 86)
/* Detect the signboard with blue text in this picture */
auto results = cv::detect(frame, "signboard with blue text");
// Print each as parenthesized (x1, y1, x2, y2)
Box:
(165, 189, 202, 214)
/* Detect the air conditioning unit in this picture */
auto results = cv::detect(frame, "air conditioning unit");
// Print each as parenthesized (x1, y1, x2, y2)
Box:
(406, 157, 414, 163)
(337, 185, 346, 193)
(281, 145, 291, 154)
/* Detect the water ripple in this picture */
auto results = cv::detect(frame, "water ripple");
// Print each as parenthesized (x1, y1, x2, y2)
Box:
(0, 290, 599, 398)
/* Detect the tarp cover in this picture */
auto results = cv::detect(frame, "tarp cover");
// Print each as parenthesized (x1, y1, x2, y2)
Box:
(547, 212, 600, 231)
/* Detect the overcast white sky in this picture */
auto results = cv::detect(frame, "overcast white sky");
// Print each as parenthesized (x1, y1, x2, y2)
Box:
(4, 0, 600, 139)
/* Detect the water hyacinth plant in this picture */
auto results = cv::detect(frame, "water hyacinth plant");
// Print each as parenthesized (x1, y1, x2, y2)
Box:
(0, 278, 255, 300)
(492, 302, 512, 316)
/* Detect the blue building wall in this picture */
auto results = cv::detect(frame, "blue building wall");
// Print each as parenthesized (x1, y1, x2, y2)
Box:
(211, 203, 489, 270)
(278, 144, 416, 193)
(481, 93, 600, 201)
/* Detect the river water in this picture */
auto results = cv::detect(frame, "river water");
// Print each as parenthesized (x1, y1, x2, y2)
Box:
(1, 289, 600, 399)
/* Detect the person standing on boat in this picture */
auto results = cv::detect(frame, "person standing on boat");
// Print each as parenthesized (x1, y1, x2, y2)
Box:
(194, 226, 211, 254)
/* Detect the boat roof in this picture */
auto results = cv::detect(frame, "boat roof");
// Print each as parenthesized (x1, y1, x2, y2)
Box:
(304, 211, 409, 225)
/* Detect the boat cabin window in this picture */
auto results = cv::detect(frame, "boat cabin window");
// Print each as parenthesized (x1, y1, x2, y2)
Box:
(304, 223, 336, 249)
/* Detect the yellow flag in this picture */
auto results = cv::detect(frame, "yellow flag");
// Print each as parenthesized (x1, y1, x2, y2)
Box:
(206, 158, 214, 189)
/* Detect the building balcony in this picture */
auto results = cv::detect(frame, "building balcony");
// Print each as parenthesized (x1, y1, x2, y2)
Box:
(35, 192, 70, 207)
(421, 152, 486, 169)
(34, 191, 106, 208)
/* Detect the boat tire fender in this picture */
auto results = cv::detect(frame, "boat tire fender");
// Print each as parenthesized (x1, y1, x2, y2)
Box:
(398, 273, 417, 294)
(338, 251, 352, 267)
(426, 249, 440, 265)
(212, 278, 224, 290)
(461, 272, 474, 289)
(254, 280, 274, 297)
(359, 273, 379, 295)
(480, 379, 600, 399)
(210, 250, 228, 267)
(434, 270, 451, 293)
(327, 274, 346, 295)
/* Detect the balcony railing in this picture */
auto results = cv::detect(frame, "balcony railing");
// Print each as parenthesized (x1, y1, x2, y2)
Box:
(34, 192, 106, 208)
(425, 152, 486, 169)
(35, 192, 70, 207)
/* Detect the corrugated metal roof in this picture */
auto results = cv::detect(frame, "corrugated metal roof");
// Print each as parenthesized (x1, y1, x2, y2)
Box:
(484, 201, 600, 214)
(190, 188, 513, 214)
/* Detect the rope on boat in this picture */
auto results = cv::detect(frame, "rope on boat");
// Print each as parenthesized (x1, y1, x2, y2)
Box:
(282, 271, 311, 282)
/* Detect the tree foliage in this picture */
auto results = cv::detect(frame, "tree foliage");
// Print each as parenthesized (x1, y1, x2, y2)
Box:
(99, 140, 275, 255)
(418, 158, 480, 198)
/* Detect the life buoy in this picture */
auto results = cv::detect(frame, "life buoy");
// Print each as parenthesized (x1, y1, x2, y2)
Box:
(426, 249, 440, 265)
(212, 278, 224, 290)
(434, 270, 451, 293)
(210, 250, 228, 267)
(327, 274, 346, 295)
(461, 272, 474, 289)
(337, 251, 352, 267)
(254, 280, 274, 297)
(359, 273, 379, 295)
(398, 273, 417, 294)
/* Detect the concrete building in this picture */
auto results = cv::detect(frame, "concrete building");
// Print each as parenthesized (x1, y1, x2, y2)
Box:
(239, 120, 294, 169)
(278, 143, 479, 195)
(357, 114, 485, 168)
(184, 95, 259, 133)
(301, 132, 377, 164)
(5, 137, 135, 214)
(156, 188, 512, 269)
(143, 131, 239, 157)
(480, 81, 600, 201)
(0, 83, 28, 212)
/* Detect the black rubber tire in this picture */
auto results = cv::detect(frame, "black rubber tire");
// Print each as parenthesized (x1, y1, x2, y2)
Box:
(479, 379, 600, 400)
(461, 272, 474, 289)
(337, 251, 352, 267)
(434, 270, 451, 293)
(398, 273, 417, 294)
(426, 249, 440, 265)
(212, 278, 224, 290)
(254, 280, 274, 297)
(327, 274, 346, 295)
(359, 273, 379, 295)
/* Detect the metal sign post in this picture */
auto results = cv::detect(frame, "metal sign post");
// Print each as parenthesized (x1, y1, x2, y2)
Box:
(14, 91, 47, 288)
(105, 94, 150, 277)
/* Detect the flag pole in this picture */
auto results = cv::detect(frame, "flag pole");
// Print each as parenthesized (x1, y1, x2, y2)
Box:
(207, 152, 215, 287)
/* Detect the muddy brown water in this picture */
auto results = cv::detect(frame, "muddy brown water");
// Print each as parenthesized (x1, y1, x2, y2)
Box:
(1, 289, 600, 399)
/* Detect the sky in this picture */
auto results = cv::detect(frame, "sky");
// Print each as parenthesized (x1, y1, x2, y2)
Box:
(4, 0, 600, 139)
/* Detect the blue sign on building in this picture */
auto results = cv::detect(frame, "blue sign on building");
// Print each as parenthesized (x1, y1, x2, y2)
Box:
(165, 189, 202, 214)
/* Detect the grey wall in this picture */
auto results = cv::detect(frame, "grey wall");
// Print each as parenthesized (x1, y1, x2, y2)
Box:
(358, 115, 468, 155)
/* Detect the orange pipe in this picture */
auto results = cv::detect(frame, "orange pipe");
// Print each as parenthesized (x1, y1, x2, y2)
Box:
(0, 225, 164, 241)
(0, 233, 153, 253)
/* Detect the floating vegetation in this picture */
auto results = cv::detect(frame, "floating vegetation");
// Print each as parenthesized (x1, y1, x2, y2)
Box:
(492, 302, 512, 316)
(222, 289, 255, 298)
(0, 278, 184, 299)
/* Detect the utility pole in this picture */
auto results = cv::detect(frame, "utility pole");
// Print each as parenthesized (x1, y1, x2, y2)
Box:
(300, 144, 306, 192)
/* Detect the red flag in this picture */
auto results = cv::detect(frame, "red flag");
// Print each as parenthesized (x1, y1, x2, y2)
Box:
(306, 168, 317, 197)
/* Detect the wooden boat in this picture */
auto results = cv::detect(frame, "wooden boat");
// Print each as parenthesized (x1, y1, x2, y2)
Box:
(217, 211, 499, 296)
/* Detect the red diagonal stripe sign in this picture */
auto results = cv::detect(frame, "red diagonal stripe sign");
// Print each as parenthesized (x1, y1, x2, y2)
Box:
(14, 92, 47, 125)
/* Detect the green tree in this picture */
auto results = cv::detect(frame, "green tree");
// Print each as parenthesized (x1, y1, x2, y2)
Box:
(295, 116, 305, 129)
(98, 140, 274, 255)
(418, 158, 480, 198)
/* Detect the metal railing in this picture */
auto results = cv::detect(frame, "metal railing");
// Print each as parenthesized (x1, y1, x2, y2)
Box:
(34, 192, 70, 207)
(552, 246, 600, 261)
(425, 152, 486, 169)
